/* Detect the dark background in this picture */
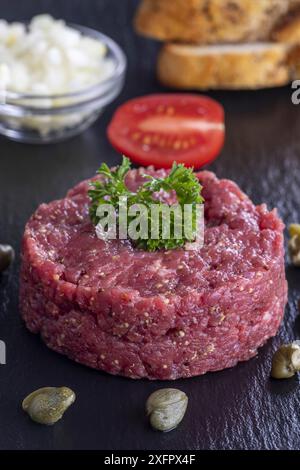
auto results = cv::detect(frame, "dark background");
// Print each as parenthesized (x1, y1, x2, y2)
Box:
(1, 0, 300, 451)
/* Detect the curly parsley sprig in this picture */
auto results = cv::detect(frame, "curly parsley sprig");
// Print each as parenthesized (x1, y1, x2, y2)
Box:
(88, 157, 204, 251)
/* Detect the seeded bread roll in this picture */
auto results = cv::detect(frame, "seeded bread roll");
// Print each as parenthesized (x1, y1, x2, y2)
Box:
(157, 43, 291, 90)
(135, 0, 295, 45)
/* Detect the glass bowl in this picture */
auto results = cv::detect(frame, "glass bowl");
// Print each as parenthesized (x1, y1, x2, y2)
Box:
(0, 24, 127, 144)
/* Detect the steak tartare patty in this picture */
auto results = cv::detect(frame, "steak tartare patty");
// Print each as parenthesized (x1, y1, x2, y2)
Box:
(20, 167, 287, 380)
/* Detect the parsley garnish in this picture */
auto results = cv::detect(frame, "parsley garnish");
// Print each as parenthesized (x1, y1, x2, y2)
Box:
(88, 157, 204, 251)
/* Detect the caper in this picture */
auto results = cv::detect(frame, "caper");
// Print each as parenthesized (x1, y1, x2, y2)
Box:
(22, 387, 76, 425)
(288, 234, 300, 267)
(146, 388, 188, 432)
(0, 244, 14, 273)
(289, 224, 300, 238)
(271, 342, 300, 379)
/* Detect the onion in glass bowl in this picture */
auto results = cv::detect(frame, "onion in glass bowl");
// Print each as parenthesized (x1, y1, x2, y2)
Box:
(0, 15, 127, 143)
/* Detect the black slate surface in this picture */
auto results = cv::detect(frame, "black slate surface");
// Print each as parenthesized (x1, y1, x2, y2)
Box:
(1, 0, 300, 451)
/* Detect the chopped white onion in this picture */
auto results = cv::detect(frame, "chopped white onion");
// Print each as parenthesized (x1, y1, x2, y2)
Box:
(0, 14, 114, 95)
(0, 15, 118, 137)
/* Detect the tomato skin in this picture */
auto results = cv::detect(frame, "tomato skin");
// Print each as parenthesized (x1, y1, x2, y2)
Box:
(107, 94, 225, 169)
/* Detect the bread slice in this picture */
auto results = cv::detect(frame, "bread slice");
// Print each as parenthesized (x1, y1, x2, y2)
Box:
(157, 43, 292, 90)
(135, 0, 295, 45)
(273, 10, 300, 44)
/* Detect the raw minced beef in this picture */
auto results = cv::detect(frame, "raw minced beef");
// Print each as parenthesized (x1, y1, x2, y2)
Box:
(19, 167, 287, 380)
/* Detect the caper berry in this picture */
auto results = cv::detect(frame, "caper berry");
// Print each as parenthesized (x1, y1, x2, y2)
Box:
(288, 234, 300, 267)
(0, 244, 14, 273)
(271, 342, 300, 379)
(22, 387, 76, 425)
(289, 224, 300, 238)
(146, 388, 188, 432)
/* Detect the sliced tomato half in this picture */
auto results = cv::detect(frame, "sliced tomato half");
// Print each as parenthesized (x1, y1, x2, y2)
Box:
(107, 94, 225, 169)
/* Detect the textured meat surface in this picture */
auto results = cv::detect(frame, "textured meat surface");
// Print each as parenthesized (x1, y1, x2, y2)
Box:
(19, 167, 287, 380)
